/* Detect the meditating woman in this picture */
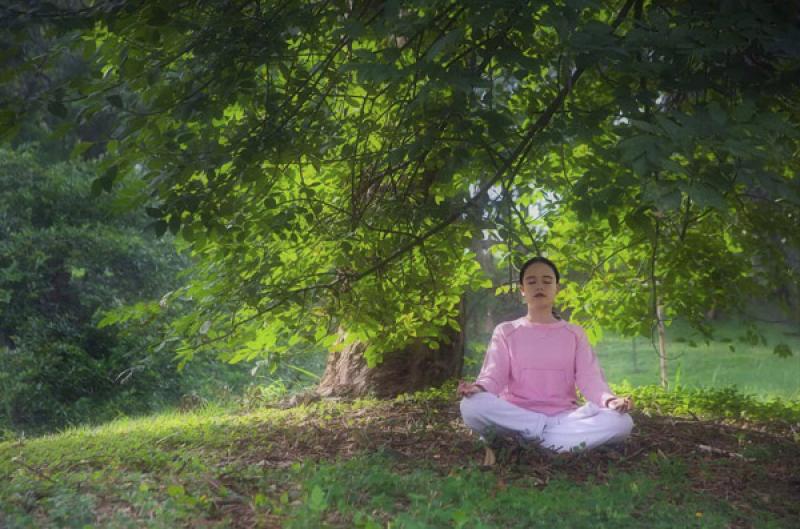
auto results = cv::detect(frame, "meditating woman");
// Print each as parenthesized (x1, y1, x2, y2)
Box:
(458, 256, 634, 454)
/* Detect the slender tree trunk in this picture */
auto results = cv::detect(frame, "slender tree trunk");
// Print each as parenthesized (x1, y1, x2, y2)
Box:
(649, 217, 668, 389)
(317, 306, 465, 398)
(631, 337, 639, 373)
(656, 303, 668, 389)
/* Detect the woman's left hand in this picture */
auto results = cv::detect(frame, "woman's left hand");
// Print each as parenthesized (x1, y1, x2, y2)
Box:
(605, 396, 634, 413)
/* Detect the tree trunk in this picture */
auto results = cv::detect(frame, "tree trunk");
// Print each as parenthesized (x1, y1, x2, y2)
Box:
(656, 303, 668, 389)
(317, 315, 465, 398)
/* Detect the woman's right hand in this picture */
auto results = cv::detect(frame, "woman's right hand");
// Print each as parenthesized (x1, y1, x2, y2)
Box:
(457, 380, 485, 398)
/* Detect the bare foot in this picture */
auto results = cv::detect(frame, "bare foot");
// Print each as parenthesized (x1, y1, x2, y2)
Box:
(483, 446, 496, 466)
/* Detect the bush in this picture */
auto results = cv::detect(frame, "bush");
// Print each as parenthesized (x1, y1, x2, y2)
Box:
(0, 146, 192, 433)
(615, 382, 800, 425)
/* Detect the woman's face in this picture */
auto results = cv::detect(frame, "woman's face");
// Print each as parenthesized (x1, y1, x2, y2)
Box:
(519, 262, 560, 308)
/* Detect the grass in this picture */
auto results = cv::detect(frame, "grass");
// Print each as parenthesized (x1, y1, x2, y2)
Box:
(1, 385, 799, 528)
(2, 318, 798, 527)
(283, 455, 748, 529)
(594, 320, 800, 399)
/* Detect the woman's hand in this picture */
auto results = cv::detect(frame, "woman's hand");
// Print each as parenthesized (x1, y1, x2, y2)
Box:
(605, 396, 634, 413)
(457, 380, 485, 398)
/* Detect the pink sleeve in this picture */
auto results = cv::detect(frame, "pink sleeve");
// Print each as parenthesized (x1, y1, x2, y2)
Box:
(474, 326, 511, 395)
(574, 326, 616, 407)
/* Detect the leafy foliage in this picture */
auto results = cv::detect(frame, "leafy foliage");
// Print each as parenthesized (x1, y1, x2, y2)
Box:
(617, 383, 800, 426)
(1, 1, 798, 371)
(0, 147, 191, 433)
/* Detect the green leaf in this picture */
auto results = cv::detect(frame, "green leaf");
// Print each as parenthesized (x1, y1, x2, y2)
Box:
(308, 485, 326, 512)
(147, 7, 171, 26)
(773, 343, 793, 358)
(107, 95, 124, 108)
(340, 18, 366, 39)
(732, 99, 756, 122)
(624, 207, 651, 236)
(0, 109, 16, 126)
(103, 164, 119, 182)
(629, 119, 660, 135)
(685, 184, 726, 210)
(91, 177, 107, 196)
(71, 141, 93, 158)
(424, 28, 465, 62)
(168, 215, 181, 235)
(69, 266, 86, 280)
(167, 485, 185, 497)
(708, 101, 727, 127)
(153, 220, 168, 237)
(47, 101, 68, 118)
(608, 215, 619, 234)
(0, 289, 12, 304)
(574, 199, 592, 221)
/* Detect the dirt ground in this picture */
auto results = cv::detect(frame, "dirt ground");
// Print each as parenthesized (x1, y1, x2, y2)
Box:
(219, 398, 800, 528)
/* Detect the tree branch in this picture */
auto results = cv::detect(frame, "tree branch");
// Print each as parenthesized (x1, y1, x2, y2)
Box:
(349, 0, 638, 284)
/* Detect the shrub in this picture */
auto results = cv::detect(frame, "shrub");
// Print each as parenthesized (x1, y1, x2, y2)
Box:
(0, 146, 188, 433)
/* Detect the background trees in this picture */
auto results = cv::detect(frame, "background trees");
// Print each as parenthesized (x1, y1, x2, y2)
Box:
(0, 147, 206, 433)
(2, 0, 798, 394)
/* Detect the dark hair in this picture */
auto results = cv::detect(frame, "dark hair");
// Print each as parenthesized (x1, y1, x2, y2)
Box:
(518, 256, 560, 284)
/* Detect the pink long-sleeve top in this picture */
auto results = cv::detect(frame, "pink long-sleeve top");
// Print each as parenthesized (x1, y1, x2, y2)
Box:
(475, 318, 616, 416)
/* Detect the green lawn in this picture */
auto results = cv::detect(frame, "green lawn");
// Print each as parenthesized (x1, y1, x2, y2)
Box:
(596, 320, 800, 399)
(2, 319, 799, 528)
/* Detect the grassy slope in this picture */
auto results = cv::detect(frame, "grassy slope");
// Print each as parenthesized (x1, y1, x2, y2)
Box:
(1, 386, 799, 529)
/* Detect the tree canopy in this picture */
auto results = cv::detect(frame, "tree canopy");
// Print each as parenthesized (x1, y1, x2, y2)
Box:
(2, 0, 798, 367)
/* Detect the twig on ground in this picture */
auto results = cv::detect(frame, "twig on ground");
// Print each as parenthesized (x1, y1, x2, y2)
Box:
(696, 444, 754, 462)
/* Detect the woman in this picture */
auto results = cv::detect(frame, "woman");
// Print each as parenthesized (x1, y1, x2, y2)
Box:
(459, 256, 634, 455)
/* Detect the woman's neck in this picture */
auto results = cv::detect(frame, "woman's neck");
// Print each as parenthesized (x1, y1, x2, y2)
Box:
(526, 307, 558, 324)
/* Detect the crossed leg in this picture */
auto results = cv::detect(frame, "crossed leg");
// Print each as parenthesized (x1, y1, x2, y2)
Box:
(460, 392, 633, 453)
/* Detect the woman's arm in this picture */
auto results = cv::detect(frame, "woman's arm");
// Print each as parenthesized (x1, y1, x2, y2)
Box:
(573, 326, 617, 407)
(471, 325, 512, 396)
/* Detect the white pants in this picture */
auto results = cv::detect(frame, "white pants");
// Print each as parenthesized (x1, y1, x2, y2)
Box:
(460, 392, 634, 453)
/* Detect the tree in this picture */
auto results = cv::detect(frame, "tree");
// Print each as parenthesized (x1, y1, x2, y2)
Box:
(0, 146, 191, 431)
(493, 0, 800, 385)
(2, 0, 797, 394)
